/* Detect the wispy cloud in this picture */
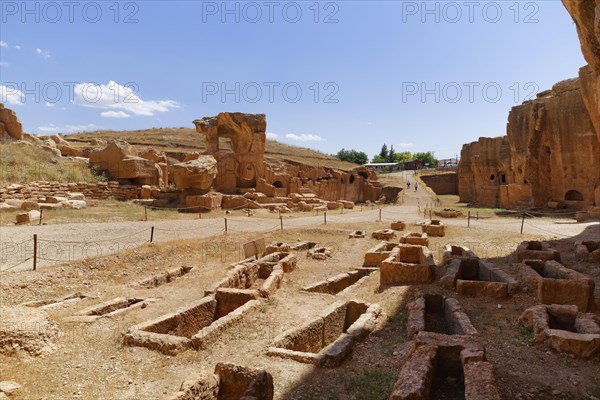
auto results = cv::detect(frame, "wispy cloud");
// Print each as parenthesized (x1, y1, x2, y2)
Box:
(37, 123, 100, 134)
(74, 80, 179, 117)
(36, 48, 51, 59)
(101, 110, 130, 118)
(0, 41, 8, 48)
(266, 132, 278, 139)
(14, 45, 21, 50)
(0, 61, 8, 67)
(285, 133, 324, 142)
(398, 142, 414, 148)
(0, 85, 24, 105)
(45, 102, 55, 108)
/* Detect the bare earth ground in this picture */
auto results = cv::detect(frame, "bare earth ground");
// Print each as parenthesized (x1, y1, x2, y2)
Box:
(0, 171, 599, 399)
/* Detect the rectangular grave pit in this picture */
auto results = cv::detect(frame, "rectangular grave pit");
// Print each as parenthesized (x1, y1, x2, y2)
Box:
(407, 295, 478, 338)
(302, 268, 376, 295)
(389, 344, 501, 400)
(441, 257, 517, 298)
(137, 266, 193, 288)
(124, 289, 259, 355)
(363, 241, 397, 267)
(267, 300, 381, 367)
(517, 260, 595, 311)
(441, 245, 476, 265)
(400, 232, 429, 247)
(379, 244, 435, 288)
(516, 240, 560, 262)
(65, 297, 153, 323)
(519, 304, 600, 357)
(422, 219, 445, 237)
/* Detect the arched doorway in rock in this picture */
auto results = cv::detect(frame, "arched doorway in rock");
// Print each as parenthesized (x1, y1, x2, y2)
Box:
(272, 180, 284, 188)
(564, 190, 583, 201)
(349, 175, 356, 184)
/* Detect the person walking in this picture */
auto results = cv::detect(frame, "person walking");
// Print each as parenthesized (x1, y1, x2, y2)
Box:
(406, 181, 411, 189)
(414, 183, 418, 192)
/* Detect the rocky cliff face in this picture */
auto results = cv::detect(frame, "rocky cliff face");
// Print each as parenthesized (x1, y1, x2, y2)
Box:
(458, 2, 600, 209)
(0, 103, 24, 141)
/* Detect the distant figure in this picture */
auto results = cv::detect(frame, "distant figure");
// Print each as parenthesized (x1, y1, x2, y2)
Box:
(406, 181, 411, 189)
(414, 183, 418, 192)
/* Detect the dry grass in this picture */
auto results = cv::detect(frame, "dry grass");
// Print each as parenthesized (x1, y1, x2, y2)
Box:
(66, 127, 359, 170)
(0, 142, 104, 186)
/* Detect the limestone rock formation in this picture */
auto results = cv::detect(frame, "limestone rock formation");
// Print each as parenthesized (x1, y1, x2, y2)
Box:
(170, 155, 218, 190)
(89, 141, 163, 186)
(49, 135, 84, 157)
(459, 3, 600, 209)
(194, 112, 266, 193)
(0, 103, 24, 141)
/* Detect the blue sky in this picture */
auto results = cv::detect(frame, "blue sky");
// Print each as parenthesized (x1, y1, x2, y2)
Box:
(0, 1, 586, 159)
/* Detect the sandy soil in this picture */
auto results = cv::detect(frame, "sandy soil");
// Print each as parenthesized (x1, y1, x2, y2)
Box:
(0, 171, 599, 399)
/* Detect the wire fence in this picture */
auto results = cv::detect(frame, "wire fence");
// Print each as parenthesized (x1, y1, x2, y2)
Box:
(2, 198, 594, 273)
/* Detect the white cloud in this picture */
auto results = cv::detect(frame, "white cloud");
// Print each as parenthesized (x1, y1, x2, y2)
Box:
(0, 61, 8, 67)
(366, 122, 372, 126)
(45, 102, 55, 107)
(285, 133, 324, 142)
(266, 132, 278, 139)
(0, 85, 24, 105)
(0, 41, 7, 48)
(101, 110, 130, 118)
(36, 48, 51, 59)
(398, 143, 414, 148)
(73, 80, 180, 117)
(37, 123, 100, 134)
(14, 45, 21, 49)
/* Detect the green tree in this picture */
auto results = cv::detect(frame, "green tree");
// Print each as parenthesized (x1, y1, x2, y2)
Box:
(394, 151, 412, 163)
(412, 151, 438, 167)
(371, 155, 386, 163)
(379, 144, 388, 160)
(387, 145, 396, 163)
(336, 148, 369, 165)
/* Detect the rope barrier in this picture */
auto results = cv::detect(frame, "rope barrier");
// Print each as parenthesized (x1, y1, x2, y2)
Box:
(1, 256, 32, 271)
(36, 229, 150, 244)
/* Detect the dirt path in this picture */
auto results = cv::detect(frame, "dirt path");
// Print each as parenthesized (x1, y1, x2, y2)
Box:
(2, 171, 598, 272)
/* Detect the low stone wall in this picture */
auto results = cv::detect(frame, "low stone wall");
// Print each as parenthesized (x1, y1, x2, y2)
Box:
(0, 181, 139, 201)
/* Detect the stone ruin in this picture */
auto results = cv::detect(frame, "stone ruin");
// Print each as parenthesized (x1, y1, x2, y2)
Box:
(302, 268, 377, 295)
(574, 240, 600, 262)
(516, 241, 561, 263)
(363, 241, 398, 268)
(266, 300, 381, 367)
(516, 259, 596, 312)
(421, 219, 445, 237)
(518, 304, 600, 358)
(440, 257, 518, 299)
(407, 295, 478, 339)
(441, 245, 476, 265)
(390, 339, 501, 400)
(0, 306, 62, 357)
(379, 244, 435, 288)
(390, 221, 406, 231)
(433, 208, 463, 218)
(457, 2, 600, 212)
(65, 297, 157, 323)
(399, 232, 429, 247)
(167, 363, 274, 400)
(371, 229, 396, 240)
(0, 103, 24, 141)
(348, 230, 366, 238)
(307, 245, 332, 260)
(123, 289, 260, 355)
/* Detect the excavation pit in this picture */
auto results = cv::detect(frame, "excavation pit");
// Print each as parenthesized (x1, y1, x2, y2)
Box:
(379, 244, 435, 288)
(519, 304, 600, 357)
(389, 344, 500, 400)
(407, 295, 477, 338)
(66, 297, 153, 323)
(363, 241, 397, 267)
(422, 219, 445, 237)
(400, 232, 429, 247)
(390, 221, 406, 231)
(267, 300, 381, 367)
(349, 230, 366, 238)
(265, 241, 291, 254)
(440, 258, 517, 298)
(441, 245, 476, 265)
(137, 266, 193, 288)
(574, 240, 600, 262)
(168, 363, 274, 400)
(371, 229, 396, 240)
(302, 269, 376, 295)
(516, 260, 595, 311)
(516, 241, 560, 262)
(307, 246, 332, 260)
(124, 289, 260, 355)
(21, 292, 89, 309)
